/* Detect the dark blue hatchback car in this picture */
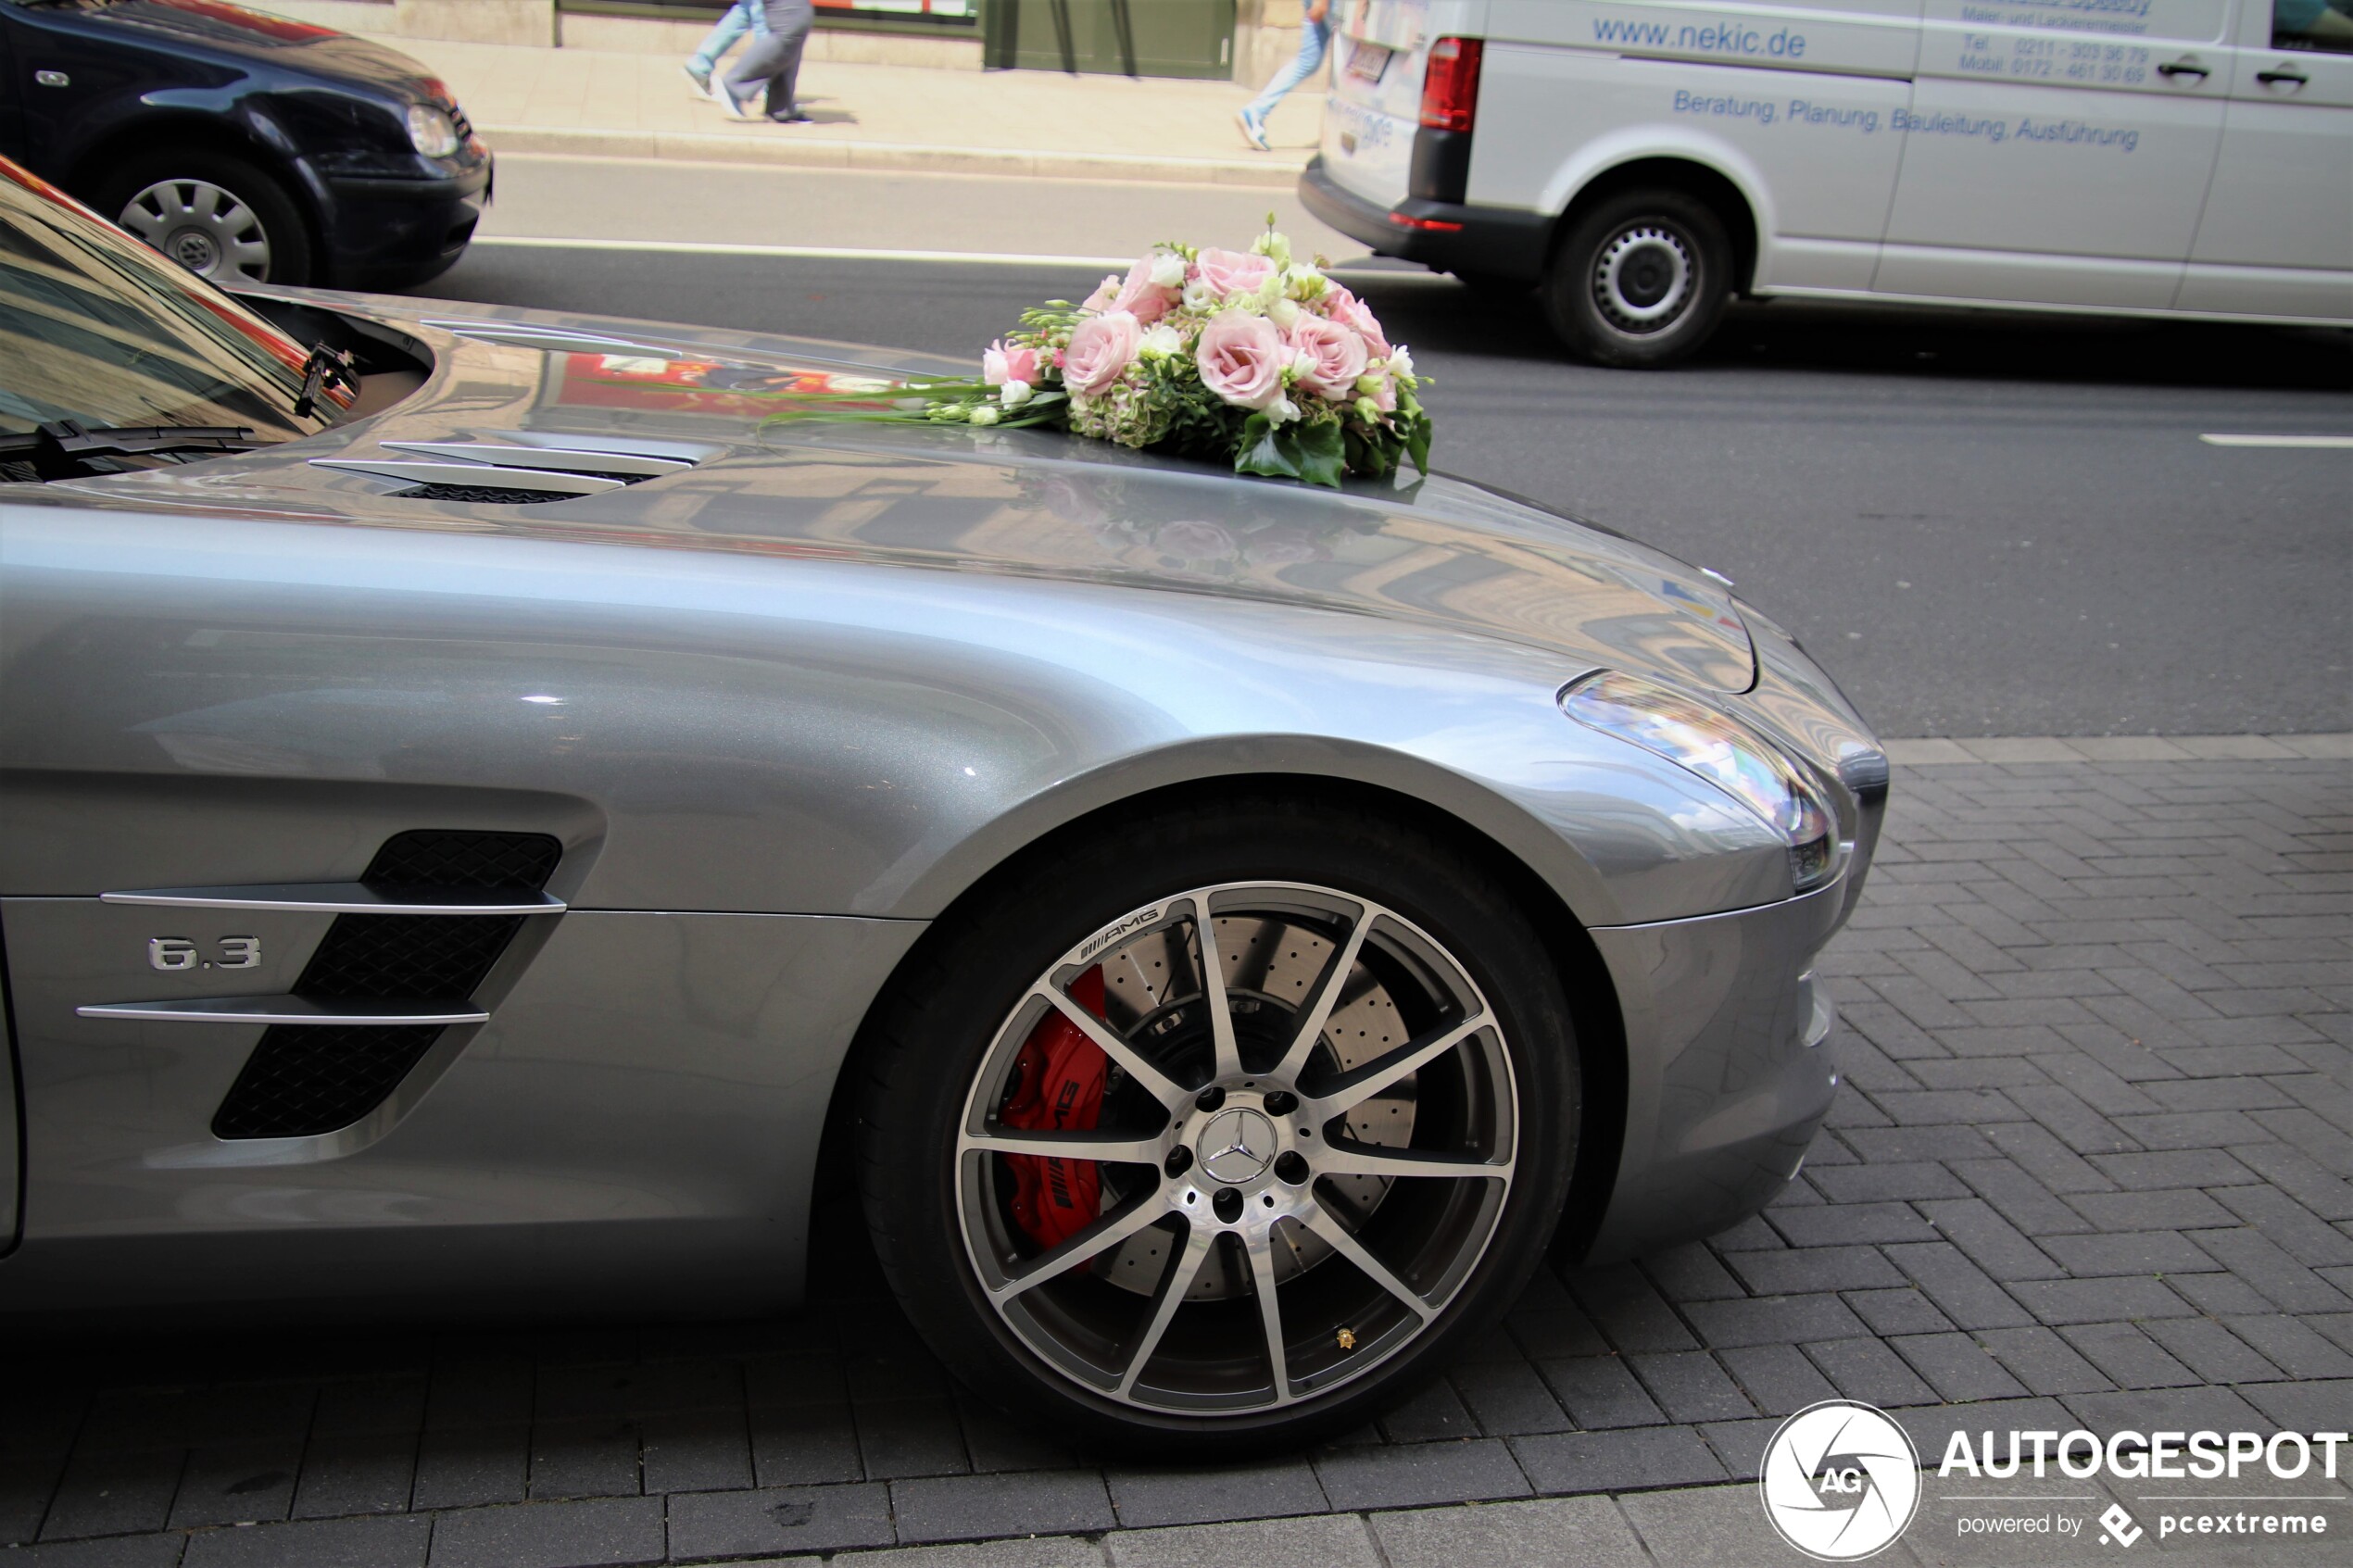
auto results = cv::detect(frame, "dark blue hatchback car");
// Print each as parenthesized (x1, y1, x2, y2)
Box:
(0, 0, 489, 288)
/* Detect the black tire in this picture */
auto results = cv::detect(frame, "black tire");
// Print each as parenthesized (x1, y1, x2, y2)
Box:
(855, 795, 1579, 1457)
(94, 150, 315, 288)
(1542, 188, 1733, 369)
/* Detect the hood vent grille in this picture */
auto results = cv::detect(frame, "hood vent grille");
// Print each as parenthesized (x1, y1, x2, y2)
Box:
(312, 434, 721, 505)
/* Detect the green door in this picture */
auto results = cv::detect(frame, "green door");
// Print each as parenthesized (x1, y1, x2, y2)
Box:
(988, 0, 1237, 79)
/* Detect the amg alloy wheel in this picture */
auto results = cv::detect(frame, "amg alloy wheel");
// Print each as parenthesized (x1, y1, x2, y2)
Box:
(858, 801, 1578, 1453)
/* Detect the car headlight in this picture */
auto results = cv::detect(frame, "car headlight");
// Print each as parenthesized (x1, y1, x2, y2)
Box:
(1562, 671, 1842, 892)
(406, 104, 461, 158)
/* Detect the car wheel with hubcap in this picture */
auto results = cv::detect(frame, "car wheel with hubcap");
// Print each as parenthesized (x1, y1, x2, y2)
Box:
(856, 798, 1579, 1454)
(100, 152, 312, 288)
(1542, 190, 1732, 369)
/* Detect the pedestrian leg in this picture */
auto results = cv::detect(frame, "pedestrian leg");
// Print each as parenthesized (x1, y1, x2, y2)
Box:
(721, 31, 788, 118)
(686, 1, 750, 94)
(1239, 15, 1330, 146)
(760, 0, 815, 121)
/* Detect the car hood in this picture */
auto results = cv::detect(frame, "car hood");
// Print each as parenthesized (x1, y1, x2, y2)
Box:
(94, 0, 442, 94)
(98, 292, 1757, 692)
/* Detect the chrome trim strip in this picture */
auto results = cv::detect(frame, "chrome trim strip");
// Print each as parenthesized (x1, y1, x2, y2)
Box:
(306, 458, 625, 495)
(378, 441, 692, 477)
(100, 884, 566, 915)
(76, 997, 489, 1026)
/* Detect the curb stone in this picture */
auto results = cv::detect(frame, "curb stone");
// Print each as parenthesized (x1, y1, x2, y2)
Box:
(479, 126, 1304, 189)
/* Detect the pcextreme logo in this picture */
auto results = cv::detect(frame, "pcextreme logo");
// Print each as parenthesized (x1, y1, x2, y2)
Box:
(1759, 1400, 1922, 1561)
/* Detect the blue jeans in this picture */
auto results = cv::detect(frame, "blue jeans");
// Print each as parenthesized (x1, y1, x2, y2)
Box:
(1244, 14, 1331, 122)
(689, 2, 752, 76)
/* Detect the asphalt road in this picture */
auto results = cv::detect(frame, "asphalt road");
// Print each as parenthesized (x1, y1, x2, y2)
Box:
(409, 157, 2353, 737)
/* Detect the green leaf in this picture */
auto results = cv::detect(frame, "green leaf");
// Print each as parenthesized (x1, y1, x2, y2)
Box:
(1291, 420, 1347, 489)
(1404, 412, 1432, 475)
(1234, 411, 1301, 480)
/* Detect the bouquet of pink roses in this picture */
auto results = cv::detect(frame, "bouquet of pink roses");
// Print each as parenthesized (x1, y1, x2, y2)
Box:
(765, 226, 1428, 489)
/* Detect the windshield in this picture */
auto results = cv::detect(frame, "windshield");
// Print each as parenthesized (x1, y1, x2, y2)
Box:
(0, 158, 340, 441)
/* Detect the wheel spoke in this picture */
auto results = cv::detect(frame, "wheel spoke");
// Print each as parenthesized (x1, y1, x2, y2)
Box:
(989, 1191, 1167, 1303)
(1116, 1217, 1214, 1399)
(961, 1126, 1163, 1165)
(1270, 904, 1370, 1082)
(1315, 1143, 1508, 1182)
(1304, 1012, 1488, 1120)
(1038, 986, 1189, 1111)
(1245, 1227, 1290, 1404)
(1301, 1203, 1434, 1323)
(1190, 903, 1242, 1083)
(186, 182, 220, 220)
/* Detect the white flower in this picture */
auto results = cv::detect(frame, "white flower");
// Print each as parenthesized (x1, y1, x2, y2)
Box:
(1150, 250, 1188, 288)
(969, 405, 1000, 427)
(1251, 230, 1293, 268)
(1389, 345, 1416, 379)
(1286, 262, 1327, 297)
(1139, 323, 1185, 359)
(894, 396, 931, 412)
(1182, 274, 1219, 312)
(1000, 379, 1032, 408)
(1267, 296, 1301, 331)
(1266, 395, 1302, 426)
(1288, 348, 1315, 379)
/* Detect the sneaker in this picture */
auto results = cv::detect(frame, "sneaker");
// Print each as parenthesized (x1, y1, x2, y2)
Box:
(682, 63, 711, 99)
(1237, 109, 1269, 151)
(720, 85, 761, 121)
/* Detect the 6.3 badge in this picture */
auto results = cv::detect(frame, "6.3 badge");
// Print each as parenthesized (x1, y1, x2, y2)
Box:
(146, 935, 260, 972)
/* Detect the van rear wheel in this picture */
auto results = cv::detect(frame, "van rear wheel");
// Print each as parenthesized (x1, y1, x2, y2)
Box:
(1543, 190, 1731, 369)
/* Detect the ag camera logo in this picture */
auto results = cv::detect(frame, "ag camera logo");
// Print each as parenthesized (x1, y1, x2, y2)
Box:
(1760, 1399, 1922, 1560)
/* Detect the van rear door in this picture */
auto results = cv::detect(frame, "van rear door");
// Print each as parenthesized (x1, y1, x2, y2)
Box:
(1319, 0, 1435, 208)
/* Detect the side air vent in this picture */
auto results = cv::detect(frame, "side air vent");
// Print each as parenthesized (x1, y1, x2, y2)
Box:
(311, 433, 719, 505)
(392, 483, 580, 506)
(209, 830, 561, 1140)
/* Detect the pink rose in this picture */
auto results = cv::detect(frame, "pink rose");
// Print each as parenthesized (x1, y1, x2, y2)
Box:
(1287, 314, 1368, 400)
(983, 339, 1040, 387)
(1063, 310, 1142, 396)
(1194, 246, 1277, 301)
(1321, 283, 1391, 358)
(1194, 311, 1286, 409)
(1080, 272, 1121, 314)
(1112, 257, 1176, 324)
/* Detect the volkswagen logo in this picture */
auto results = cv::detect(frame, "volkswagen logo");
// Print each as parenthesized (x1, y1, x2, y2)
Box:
(1197, 1107, 1276, 1185)
(1759, 1399, 1921, 1561)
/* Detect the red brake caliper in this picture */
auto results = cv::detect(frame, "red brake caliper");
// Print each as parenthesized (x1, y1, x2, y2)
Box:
(1000, 966, 1111, 1255)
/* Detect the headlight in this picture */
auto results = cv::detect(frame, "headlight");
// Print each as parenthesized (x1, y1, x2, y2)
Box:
(1562, 671, 1842, 891)
(406, 104, 460, 158)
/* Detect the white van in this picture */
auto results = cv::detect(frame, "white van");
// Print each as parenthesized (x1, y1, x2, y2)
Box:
(1299, 0, 2352, 364)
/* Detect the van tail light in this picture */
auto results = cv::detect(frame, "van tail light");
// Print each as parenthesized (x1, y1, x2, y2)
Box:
(1420, 38, 1484, 132)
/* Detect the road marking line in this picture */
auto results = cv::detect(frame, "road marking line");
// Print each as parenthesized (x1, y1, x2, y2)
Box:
(474, 235, 1135, 268)
(470, 234, 1416, 279)
(2198, 433, 2353, 449)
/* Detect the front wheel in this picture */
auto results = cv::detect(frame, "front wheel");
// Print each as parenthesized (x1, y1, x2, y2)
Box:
(98, 151, 314, 288)
(1542, 190, 1732, 369)
(855, 798, 1579, 1455)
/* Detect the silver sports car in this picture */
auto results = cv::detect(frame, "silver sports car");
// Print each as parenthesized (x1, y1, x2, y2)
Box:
(0, 161, 1886, 1452)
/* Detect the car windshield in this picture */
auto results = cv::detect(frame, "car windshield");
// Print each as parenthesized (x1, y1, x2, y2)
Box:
(0, 158, 337, 442)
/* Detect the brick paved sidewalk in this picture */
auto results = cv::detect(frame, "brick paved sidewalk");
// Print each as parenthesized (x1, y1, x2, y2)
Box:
(2, 748, 2346, 1566)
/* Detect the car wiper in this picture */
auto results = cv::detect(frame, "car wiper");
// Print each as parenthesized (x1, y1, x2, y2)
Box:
(0, 420, 258, 481)
(295, 343, 358, 419)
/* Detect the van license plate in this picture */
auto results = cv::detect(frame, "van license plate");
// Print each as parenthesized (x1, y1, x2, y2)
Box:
(1345, 43, 1391, 82)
